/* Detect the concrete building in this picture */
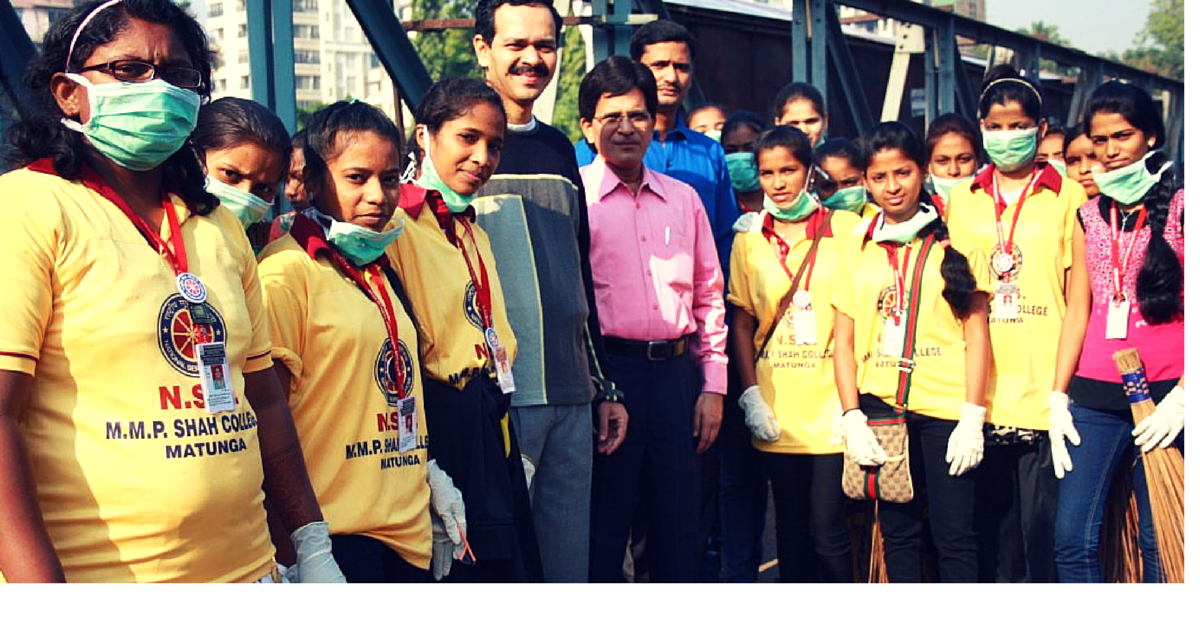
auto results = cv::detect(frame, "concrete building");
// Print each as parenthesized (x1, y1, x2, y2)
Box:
(203, 0, 405, 122)
(10, 0, 73, 45)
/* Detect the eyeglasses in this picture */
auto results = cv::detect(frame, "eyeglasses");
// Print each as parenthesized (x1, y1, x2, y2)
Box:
(595, 111, 653, 129)
(77, 60, 204, 90)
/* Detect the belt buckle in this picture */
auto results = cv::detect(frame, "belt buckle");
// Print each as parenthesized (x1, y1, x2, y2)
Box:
(646, 340, 668, 361)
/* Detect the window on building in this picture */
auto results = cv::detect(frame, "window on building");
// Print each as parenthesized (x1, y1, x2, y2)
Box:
(214, 28, 224, 40)
(208, 2, 224, 18)
(237, 0, 246, 12)
(240, 75, 250, 89)
(293, 25, 320, 39)
(296, 50, 321, 64)
(312, 76, 321, 90)
(238, 49, 248, 64)
(237, 23, 247, 38)
(217, 78, 227, 92)
(294, 0, 319, 11)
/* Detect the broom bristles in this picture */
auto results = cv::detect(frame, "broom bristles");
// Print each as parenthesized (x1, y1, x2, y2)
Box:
(1112, 348, 1185, 583)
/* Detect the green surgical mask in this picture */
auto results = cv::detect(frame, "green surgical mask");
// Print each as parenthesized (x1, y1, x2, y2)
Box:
(61, 74, 200, 172)
(872, 202, 939, 244)
(1092, 151, 1172, 205)
(413, 125, 477, 214)
(304, 208, 403, 267)
(765, 191, 819, 222)
(206, 176, 272, 229)
(823, 186, 867, 214)
(928, 174, 972, 200)
(703, 129, 722, 143)
(725, 152, 760, 193)
(983, 128, 1038, 172)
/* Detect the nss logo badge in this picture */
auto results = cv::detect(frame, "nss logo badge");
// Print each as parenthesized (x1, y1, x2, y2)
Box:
(157, 294, 227, 377)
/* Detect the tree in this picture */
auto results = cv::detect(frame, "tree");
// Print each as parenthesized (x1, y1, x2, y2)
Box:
(1134, 0, 1183, 79)
(551, 23, 586, 145)
(410, 0, 479, 83)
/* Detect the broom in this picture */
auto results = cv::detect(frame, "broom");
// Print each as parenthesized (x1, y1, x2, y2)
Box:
(1112, 348, 1185, 583)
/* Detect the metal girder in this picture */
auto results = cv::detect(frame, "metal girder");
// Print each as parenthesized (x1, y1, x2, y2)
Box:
(271, 1, 296, 134)
(246, 1, 272, 107)
(822, 0, 872, 136)
(953, 44, 974, 121)
(935, 14, 956, 118)
(0, 0, 35, 122)
(881, 23, 922, 123)
(346, 0, 433, 112)
(791, 0, 828, 93)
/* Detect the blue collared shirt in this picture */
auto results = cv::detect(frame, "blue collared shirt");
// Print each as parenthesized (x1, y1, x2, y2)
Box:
(575, 113, 739, 273)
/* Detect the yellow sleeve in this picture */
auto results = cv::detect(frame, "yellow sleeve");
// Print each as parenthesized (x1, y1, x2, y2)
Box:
(726, 232, 754, 315)
(829, 236, 861, 319)
(0, 171, 59, 375)
(256, 249, 308, 393)
(1060, 180, 1088, 270)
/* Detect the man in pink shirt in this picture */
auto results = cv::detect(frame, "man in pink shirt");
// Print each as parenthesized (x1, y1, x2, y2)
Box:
(577, 56, 728, 583)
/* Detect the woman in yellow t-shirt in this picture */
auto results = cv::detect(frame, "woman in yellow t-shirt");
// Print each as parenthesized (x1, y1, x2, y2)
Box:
(729, 125, 857, 582)
(192, 96, 291, 253)
(946, 65, 1087, 583)
(831, 121, 992, 583)
(0, 0, 335, 583)
(923, 113, 982, 217)
(388, 78, 541, 583)
(258, 101, 459, 582)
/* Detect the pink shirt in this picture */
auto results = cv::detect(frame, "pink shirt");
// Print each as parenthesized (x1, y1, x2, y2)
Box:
(581, 161, 728, 394)
(1076, 189, 1184, 383)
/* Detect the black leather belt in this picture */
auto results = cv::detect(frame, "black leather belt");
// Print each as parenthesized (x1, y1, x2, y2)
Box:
(604, 336, 687, 361)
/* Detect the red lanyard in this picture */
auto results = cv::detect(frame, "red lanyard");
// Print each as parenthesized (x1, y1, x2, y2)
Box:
(989, 169, 1039, 256)
(1109, 203, 1147, 302)
(762, 210, 826, 291)
(95, 185, 190, 276)
(883, 243, 914, 325)
(327, 253, 407, 397)
(455, 216, 494, 331)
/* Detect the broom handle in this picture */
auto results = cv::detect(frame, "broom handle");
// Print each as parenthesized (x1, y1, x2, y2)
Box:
(1112, 348, 1157, 425)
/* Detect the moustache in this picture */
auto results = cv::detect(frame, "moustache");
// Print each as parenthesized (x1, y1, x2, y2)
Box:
(508, 63, 550, 78)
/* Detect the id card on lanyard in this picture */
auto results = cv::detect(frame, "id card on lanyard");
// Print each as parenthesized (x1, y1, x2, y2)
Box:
(762, 213, 823, 346)
(1106, 204, 1146, 340)
(105, 187, 236, 413)
(332, 254, 420, 454)
(989, 169, 1038, 321)
(457, 217, 516, 393)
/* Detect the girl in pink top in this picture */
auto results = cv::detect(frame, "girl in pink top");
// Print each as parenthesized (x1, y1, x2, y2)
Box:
(1050, 80, 1184, 583)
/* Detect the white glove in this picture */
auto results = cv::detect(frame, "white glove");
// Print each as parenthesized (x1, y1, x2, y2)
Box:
(1048, 391, 1080, 479)
(946, 402, 986, 476)
(429, 509, 455, 581)
(1132, 386, 1185, 452)
(739, 385, 781, 442)
(843, 409, 888, 466)
(521, 454, 536, 489)
(290, 521, 347, 583)
(427, 459, 467, 578)
(732, 212, 757, 233)
(829, 402, 846, 446)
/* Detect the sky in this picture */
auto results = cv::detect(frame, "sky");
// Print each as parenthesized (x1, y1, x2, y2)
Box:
(982, 0, 1155, 57)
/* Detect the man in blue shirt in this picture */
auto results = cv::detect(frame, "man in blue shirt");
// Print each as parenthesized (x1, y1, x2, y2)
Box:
(574, 20, 738, 274)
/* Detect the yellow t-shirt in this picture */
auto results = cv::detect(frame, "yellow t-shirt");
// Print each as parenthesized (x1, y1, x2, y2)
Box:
(258, 233, 432, 569)
(946, 170, 1085, 430)
(727, 211, 860, 454)
(386, 201, 517, 388)
(831, 229, 991, 421)
(0, 167, 275, 582)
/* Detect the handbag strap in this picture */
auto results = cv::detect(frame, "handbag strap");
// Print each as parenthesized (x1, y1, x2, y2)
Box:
(755, 215, 831, 362)
(892, 233, 937, 416)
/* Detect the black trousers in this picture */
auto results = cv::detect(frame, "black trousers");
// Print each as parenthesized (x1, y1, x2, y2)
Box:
(590, 351, 701, 583)
(331, 534, 427, 583)
(862, 395, 977, 583)
(975, 436, 1059, 582)
(763, 452, 852, 582)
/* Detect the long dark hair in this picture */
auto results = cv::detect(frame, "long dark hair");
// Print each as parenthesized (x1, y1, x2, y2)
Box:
(864, 121, 977, 320)
(1085, 80, 1182, 324)
(5, 0, 216, 212)
(303, 100, 404, 191)
(193, 97, 291, 181)
(978, 64, 1042, 121)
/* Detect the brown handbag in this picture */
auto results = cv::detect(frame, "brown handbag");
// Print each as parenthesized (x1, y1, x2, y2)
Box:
(842, 233, 936, 503)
